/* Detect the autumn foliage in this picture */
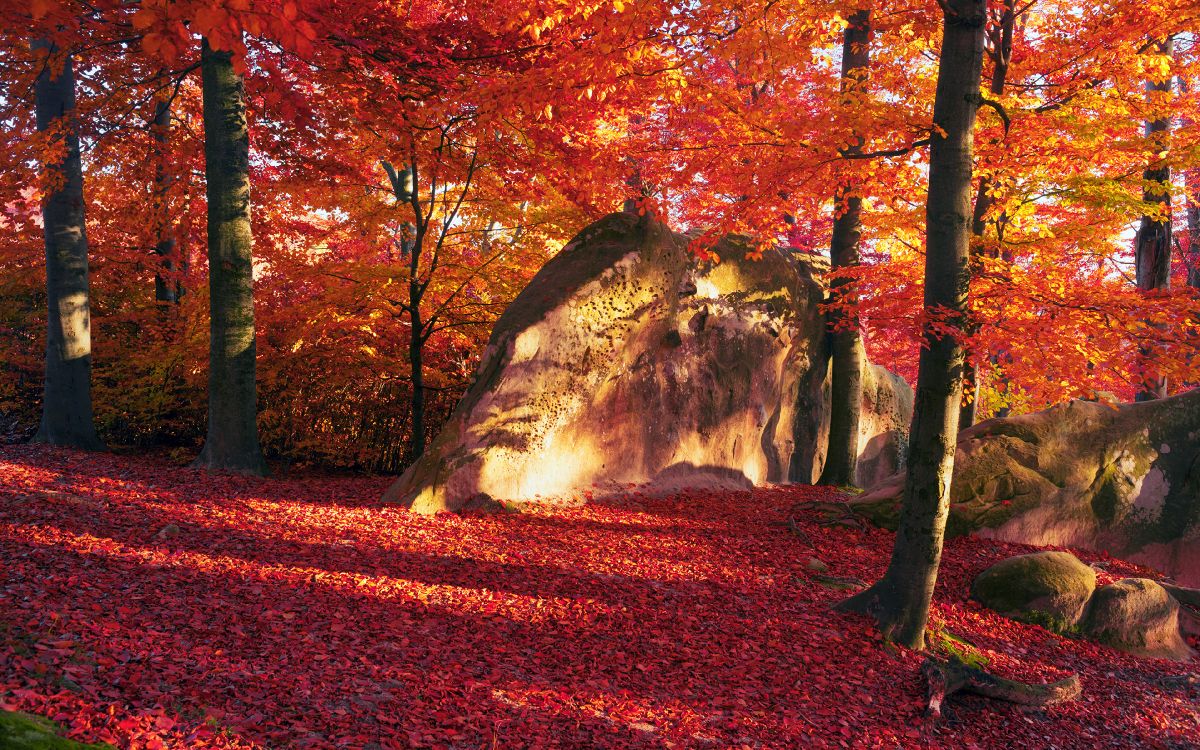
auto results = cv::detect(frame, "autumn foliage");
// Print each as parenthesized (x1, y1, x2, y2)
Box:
(2, 0, 1199, 465)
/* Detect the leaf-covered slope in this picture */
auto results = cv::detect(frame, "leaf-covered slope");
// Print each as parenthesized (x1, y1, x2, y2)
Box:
(2, 445, 1197, 748)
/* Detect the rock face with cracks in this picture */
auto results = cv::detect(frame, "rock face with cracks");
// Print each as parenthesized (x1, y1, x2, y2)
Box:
(385, 212, 913, 513)
(851, 389, 1200, 586)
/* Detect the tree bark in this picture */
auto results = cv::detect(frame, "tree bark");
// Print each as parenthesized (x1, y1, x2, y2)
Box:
(194, 39, 266, 474)
(408, 210, 427, 463)
(819, 8, 871, 488)
(960, 0, 1014, 430)
(152, 97, 181, 305)
(837, 0, 984, 650)
(922, 655, 1081, 718)
(1134, 36, 1173, 401)
(382, 158, 427, 464)
(1186, 167, 1199, 289)
(30, 39, 103, 451)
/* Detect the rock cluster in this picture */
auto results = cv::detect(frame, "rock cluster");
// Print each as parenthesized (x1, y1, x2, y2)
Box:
(851, 390, 1200, 587)
(972, 551, 1194, 661)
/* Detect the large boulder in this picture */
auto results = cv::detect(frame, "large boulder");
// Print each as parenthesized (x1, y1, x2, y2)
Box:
(851, 390, 1200, 586)
(385, 212, 912, 513)
(970, 551, 1097, 630)
(1083, 578, 1194, 661)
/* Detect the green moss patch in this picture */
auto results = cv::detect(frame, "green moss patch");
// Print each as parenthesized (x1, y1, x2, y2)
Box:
(0, 711, 111, 750)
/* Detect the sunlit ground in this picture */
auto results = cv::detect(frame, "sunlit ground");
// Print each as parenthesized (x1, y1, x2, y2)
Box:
(1, 444, 1196, 749)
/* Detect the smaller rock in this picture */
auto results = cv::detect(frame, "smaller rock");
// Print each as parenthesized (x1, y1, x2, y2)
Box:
(155, 523, 182, 540)
(1083, 578, 1194, 661)
(805, 556, 829, 573)
(970, 551, 1096, 630)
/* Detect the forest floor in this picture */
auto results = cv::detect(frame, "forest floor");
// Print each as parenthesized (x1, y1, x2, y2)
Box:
(1, 444, 1197, 750)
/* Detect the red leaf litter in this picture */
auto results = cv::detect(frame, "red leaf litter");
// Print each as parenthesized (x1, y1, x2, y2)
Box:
(1, 445, 1197, 749)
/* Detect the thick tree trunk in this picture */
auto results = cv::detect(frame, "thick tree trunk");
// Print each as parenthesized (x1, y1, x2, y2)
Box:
(152, 97, 181, 305)
(837, 0, 984, 649)
(1134, 36, 1173, 401)
(820, 8, 871, 488)
(194, 39, 266, 474)
(959, 0, 1014, 430)
(30, 40, 103, 450)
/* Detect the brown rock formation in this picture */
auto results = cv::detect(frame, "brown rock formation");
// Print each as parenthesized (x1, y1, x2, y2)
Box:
(851, 389, 1200, 586)
(384, 212, 913, 513)
(1084, 578, 1194, 661)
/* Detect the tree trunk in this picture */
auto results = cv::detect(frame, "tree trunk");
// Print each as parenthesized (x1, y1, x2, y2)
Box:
(837, 0, 984, 650)
(152, 97, 181, 305)
(959, 0, 1014, 430)
(409, 294, 426, 462)
(383, 158, 429, 464)
(30, 40, 103, 450)
(1134, 36, 1173, 401)
(194, 39, 266, 474)
(819, 8, 871, 488)
(1186, 167, 1198, 289)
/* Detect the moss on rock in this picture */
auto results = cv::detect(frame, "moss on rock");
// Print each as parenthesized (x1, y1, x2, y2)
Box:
(849, 389, 1200, 587)
(970, 551, 1096, 630)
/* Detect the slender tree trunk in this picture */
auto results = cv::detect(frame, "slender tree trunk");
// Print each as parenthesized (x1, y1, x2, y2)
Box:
(1188, 168, 1199, 289)
(382, 158, 428, 464)
(194, 39, 266, 474)
(819, 8, 872, 488)
(960, 0, 1014, 430)
(1134, 36, 1174, 401)
(408, 210, 426, 463)
(409, 282, 426, 462)
(152, 97, 181, 305)
(30, 40, 103, 450)
(837, 0, 984, 650)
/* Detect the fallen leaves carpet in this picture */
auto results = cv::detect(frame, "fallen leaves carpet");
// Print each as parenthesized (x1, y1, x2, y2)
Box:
(1, 445, 1196, 749)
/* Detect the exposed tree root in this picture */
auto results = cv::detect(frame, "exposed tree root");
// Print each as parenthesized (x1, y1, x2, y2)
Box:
(785, 515, 815, 546)
(791, 500, 866, 530)
(922, 655, 1082, 719)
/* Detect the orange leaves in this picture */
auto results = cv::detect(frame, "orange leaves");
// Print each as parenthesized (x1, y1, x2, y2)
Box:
(30, 0, 55, 20)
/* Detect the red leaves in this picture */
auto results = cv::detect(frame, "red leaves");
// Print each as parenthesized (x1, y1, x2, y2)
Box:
(0, 445, 1197, 748)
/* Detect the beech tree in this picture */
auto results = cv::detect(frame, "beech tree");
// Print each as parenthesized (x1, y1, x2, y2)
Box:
(382, 128, 482, 463)
(193, 38, 266, 474)
(151, 96, 181, 305)
(959, 0, 1015, 429)
(30, 39, 103, 450)
(819, 7, 872, 488)
(838, 0, 986, 649)
(1134, 36, 1174, 401)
